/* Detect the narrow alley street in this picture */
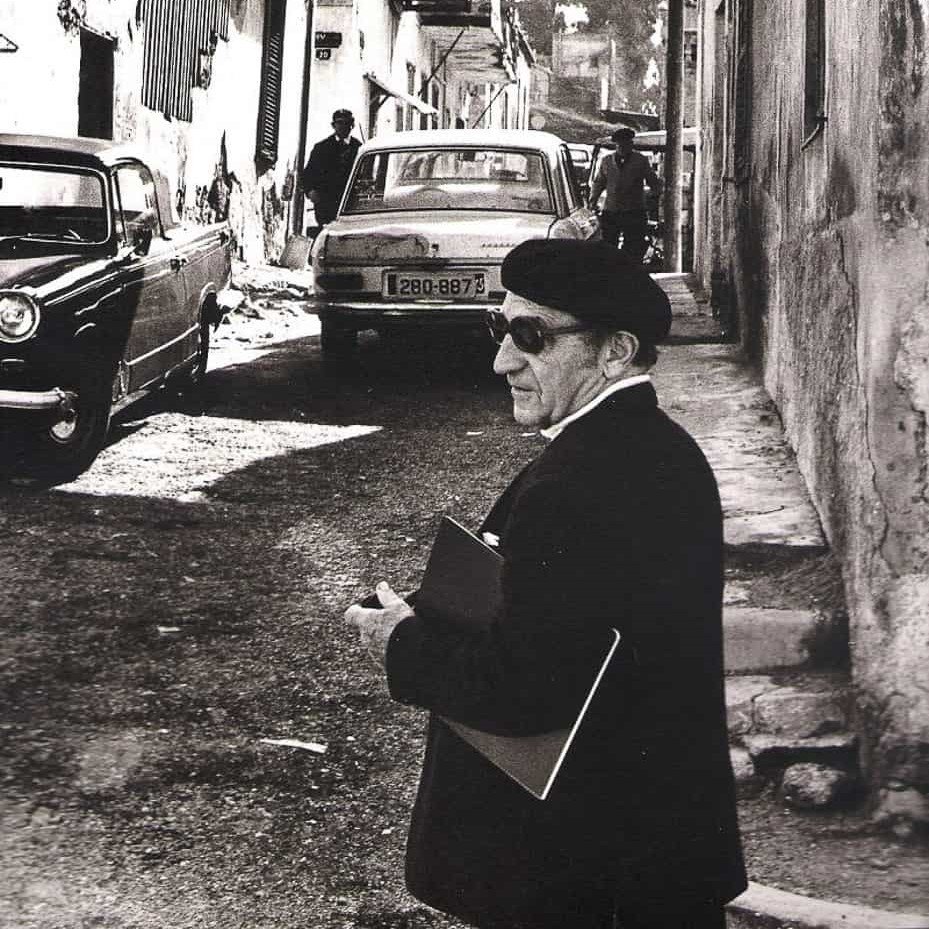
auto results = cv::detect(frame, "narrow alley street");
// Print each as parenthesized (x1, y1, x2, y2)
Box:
(1, 268, 926, 929)
(3, 0, 929, 925)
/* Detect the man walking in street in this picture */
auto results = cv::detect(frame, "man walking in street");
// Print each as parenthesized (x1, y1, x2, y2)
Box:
(302, 108, 361, 228)
(345, 239, 746, 929)
(589, 126, 662, 262)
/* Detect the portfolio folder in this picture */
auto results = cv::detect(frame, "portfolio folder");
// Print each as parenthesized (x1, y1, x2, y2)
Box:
(418, 516, 621, 800)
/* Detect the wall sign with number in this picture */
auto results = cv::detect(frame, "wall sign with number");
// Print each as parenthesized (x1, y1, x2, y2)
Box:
(315, 31, 342, 48)
(315, 49, 332, 60)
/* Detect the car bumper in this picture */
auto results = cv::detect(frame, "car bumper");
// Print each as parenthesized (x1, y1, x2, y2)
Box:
(0, 387, 73, 414)
(308, 297, 501, 328)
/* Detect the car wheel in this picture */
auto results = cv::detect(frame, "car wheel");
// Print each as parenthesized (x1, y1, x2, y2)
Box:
(184, 315, 211, 389)
(320, 316, 357, 357)
(28, 356, 114, 482)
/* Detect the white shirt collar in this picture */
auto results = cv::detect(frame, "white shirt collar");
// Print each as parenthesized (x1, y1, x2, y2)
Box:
(540, 374, 652, 441)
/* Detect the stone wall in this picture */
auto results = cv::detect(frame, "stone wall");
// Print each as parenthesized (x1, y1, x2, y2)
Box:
(698, 0, 929, 826)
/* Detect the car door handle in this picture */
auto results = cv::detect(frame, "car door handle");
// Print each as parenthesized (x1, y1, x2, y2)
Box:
(170, 256, 188, 271)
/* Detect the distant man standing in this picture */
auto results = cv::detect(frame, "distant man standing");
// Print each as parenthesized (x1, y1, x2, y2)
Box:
(589, 126, 662, 262)
(302, 109, 361, 227)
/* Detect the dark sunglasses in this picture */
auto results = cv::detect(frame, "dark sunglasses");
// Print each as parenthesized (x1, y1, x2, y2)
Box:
(486, 309, 591, 354)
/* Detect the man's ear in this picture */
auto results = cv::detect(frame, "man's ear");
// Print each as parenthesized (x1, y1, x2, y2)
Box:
(600, 330, 639, 377)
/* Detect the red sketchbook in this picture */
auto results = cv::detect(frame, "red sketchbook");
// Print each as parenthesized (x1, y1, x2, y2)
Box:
(417, 516, 621, 800)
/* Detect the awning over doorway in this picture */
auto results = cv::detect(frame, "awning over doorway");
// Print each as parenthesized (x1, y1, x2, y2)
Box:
(365, 72, 438, 116)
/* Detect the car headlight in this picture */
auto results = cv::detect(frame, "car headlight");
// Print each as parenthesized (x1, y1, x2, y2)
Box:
(0, 291, 41, 343)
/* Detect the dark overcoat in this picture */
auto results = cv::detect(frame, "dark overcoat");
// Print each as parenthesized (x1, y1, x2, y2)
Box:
(301, 134, 361, 224)
(386, 382, 747, 927)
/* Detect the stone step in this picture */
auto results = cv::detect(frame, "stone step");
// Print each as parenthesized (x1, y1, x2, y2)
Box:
(726, 672, 852, 740)
(727, 882, 929, 929)
(723, 606, 825, 671)
(727, 671, 859, 806)
(653, 344, 827, 549)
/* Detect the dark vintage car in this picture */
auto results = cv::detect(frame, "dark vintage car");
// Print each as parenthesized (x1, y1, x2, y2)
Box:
(0, 134, 232, 480)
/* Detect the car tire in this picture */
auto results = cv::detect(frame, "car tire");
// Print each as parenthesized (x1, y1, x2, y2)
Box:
(28, 354, 114, 482)
(320, 316, 357, 357)
(183, 314, 211, 390)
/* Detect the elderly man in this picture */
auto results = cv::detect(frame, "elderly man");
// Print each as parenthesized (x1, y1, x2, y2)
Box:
(346, 240, 746, 929)
(589, 127, 662, 262)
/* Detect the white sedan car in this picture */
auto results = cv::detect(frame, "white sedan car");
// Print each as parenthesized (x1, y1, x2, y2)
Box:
(308, 129, 600, 355)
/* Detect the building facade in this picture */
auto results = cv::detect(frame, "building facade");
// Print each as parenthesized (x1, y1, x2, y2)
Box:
(695, 0, 929, 827)
(0, 0, 533, 262)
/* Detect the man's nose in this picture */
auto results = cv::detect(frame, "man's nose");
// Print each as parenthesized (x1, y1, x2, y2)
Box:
(492, 335, 523, 375)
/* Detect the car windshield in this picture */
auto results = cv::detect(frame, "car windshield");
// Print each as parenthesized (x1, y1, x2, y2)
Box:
(0, 163, 108, 244)
(342, 148, 554, 215)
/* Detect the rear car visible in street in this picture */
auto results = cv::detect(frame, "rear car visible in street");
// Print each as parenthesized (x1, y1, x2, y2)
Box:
(0, 134, 232, 480)
(308, 129, 600, 355)
(566, 142, 594, 189)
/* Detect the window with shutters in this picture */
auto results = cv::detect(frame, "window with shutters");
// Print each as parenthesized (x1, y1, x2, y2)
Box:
(256, 0, 287, 166)
(419, 87, 430, 131)
(430, 82, 440, 130)
(406, 63, 416, 131)
(141, 0, 230, 122)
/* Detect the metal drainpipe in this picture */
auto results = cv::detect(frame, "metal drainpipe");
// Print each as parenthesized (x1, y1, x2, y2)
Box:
(294, 1, 315, 235)
(662, 0, 685, 272)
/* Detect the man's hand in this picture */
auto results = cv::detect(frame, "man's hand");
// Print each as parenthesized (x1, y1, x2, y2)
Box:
(344, 582, 414, 668)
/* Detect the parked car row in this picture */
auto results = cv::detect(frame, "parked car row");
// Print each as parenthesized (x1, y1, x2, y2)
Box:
(0, 134, 233, 482)
(1, 126, 682, 482)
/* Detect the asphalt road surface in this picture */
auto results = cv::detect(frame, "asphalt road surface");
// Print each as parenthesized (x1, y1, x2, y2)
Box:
(0, 299, 540, 929)
(3, 289, 927, 928)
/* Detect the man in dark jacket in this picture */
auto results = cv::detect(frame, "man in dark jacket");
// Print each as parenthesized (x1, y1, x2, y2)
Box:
(346, 239, 747, 929)
(302, 108, 361, 226)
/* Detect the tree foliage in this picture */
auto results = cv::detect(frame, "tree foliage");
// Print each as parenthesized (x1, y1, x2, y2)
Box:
(510, 0, 560, 56)
(511, 0, 662, 112)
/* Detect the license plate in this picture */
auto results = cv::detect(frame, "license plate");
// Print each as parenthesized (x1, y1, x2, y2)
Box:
(383, 270, 487, 300)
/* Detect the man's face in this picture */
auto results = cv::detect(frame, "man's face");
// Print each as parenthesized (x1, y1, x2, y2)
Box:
(615, 136, 635, 156)
(332, 117, 354, 139)
(492, 292, 606, 429)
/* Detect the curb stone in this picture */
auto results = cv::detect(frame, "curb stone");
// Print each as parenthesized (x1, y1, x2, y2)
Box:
(727, 881, 929, 929)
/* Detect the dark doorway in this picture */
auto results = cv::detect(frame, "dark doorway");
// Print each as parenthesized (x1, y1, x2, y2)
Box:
(78, 29, 115, 140)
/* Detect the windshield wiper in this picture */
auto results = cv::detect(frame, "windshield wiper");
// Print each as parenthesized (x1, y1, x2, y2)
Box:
(0, 232, 87, 246)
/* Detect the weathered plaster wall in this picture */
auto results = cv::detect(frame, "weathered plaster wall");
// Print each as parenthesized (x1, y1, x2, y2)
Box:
(0, 0, 136, 134)
(1, 0, 310, 265)
(718, 0, 929, 824)
(132, 0, 310, 263)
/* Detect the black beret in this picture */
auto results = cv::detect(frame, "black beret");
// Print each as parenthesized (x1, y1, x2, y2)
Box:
(332, 109, 354, 121)
(501, 239, 672, 343)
